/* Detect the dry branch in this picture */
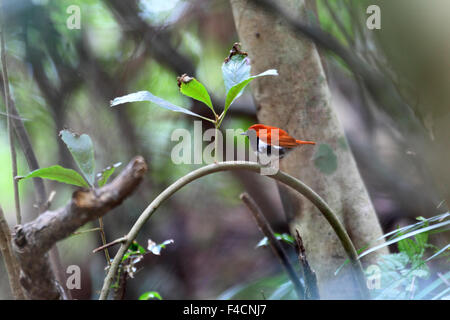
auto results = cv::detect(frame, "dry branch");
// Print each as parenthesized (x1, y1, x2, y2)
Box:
(240, 193, 305, 299)
(12, 156, 147, 300)
(294, 229, 319, 300)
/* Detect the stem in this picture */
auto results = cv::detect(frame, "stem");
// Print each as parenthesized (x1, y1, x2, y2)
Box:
(99, 161, 368, 300)
(214, 123, 220, 163)
(193, 113, 216, 124)
(98, 217, 111, 265)
(240, 192, 305, 299)
(323, 0, 354, 47)
(92, 236, 127, 253)
(217, 111, 225, 127)
(0, 26, 21, 224)
(71, 227, 101, 236)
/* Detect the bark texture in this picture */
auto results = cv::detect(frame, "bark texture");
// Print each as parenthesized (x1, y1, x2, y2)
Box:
(230, 0, 387, 298)
(12, 156, 147, 299)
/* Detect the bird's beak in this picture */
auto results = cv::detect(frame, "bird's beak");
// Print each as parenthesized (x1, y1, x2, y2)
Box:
(240, 131, 248, 136)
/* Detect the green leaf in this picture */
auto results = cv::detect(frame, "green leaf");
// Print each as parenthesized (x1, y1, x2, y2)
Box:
(376, 212, 449, 241)
(397, 238, 420, 259)
(18, 165, 90, 188)
(110, 91, 212, 122)
(256, 233, 295, 248)
(375, 252, 431, 300)
(221, 44, 278, 119)
(414, 229, 429, 249)
(178, 75, 214, 113)
(60, 130, 96, 186)
(97, 162, 121, 187)
(359, 220, 450, 260)
(122, 241, 147, 262)
(139, 291, 162, 300)
(425, 244, 450, 262)
(222, 52, 251, 93)
(147, 238, 174, 255)
(223, 69, 278, 117)
(221, 45, 277, 124)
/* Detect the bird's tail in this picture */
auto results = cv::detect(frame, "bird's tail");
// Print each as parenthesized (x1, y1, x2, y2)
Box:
(295, 140, 316, 145)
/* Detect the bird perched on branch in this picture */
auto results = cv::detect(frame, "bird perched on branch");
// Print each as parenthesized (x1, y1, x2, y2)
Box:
(241, 124, 315, 162)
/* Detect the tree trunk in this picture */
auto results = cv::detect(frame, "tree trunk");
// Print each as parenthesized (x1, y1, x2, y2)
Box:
(230, 0, 387, 298)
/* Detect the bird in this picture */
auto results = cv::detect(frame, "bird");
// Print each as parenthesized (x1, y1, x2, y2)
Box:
(240, 124, 315, 162)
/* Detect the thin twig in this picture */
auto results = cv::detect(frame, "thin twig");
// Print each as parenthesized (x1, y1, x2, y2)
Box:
(323, 0, 354, 47)
(240, 192, 305, 299)
(93, 236, 127, 253)
(0, 206, 25, 299)
(294, 229, 319, 300)
(0, 111, 29, 121)
(71, 227, 101, 236)
(99, 161, 368, 300)
(214, 123, 220, 163)
(41, 190, 56, 212)
(0, 24, 21, 224)
(98, 217, 111, 265)
(3, 96, 47, 210)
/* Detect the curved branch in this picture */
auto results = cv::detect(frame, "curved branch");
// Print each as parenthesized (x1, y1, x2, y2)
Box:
(99, 161, 369, 299)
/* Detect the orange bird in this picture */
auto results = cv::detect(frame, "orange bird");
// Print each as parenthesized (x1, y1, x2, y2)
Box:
(241, 124, 315, 160)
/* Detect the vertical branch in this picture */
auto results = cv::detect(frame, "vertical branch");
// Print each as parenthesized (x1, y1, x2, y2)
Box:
(240, 192, 305, 299)
(294, 229, 319, 300)
(0, 25, 21, 224)
(0, 206, 25, 299)
(98, 217, 111, 265)
(0, 28, 71, 300)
